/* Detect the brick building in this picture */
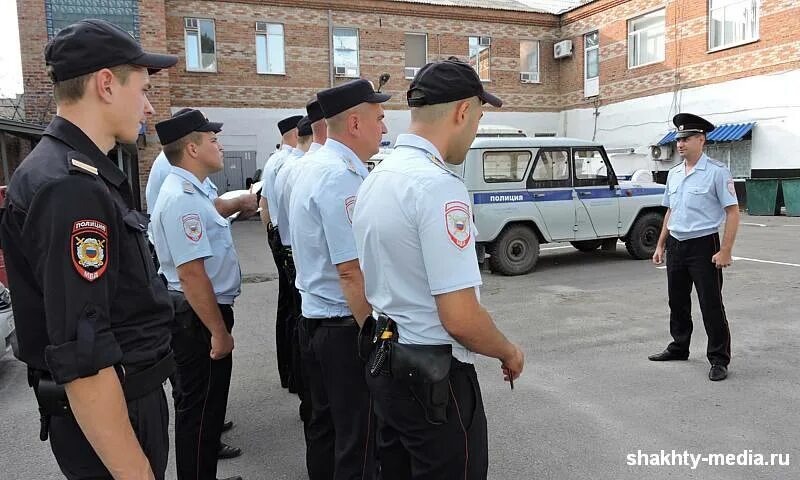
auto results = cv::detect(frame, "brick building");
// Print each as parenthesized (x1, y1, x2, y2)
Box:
(15, 0, 800, 203)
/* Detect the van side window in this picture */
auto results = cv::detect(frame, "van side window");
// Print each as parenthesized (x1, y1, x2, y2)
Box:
(528, 149, 570, 189)
(483, 151, 532, 183)
(573, 148, 614, 187)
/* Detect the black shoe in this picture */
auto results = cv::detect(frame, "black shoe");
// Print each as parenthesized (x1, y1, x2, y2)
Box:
(218, 443, 242, 460)
(222, 420, 234, 433)
(709, 365, 728, 381)
(648, 349, 689, 361)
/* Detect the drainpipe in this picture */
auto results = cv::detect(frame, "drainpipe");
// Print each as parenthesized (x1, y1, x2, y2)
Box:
(328, 10, 334, 87)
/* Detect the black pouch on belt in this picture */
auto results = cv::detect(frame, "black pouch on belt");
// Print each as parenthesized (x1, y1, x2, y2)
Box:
(391, 343, 452, 425)
(357, 314, 377, 362)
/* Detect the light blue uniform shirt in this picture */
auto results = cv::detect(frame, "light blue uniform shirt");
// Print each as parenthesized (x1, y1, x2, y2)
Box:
(352, 134, 481, 364)
(151, 167, 242, 304)
(262, 144, 294, 225)
(275, 142, 323, 246)
(662, 153, 739, 241)
(288, 139, 366, 318)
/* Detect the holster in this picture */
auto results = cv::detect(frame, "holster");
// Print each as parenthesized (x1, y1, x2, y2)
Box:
(267, 224, 283, 253)
(357, 314, 376, 362)
(169, 290, 209, 343)
(391, 343, 453, 425)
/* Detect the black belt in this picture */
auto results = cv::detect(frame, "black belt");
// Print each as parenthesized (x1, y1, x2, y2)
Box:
(118, 352, 175, 401)
(315, 316, 357, 327)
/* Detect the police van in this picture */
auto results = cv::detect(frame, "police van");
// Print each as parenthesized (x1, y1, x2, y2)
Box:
(450, 136, 666, 276)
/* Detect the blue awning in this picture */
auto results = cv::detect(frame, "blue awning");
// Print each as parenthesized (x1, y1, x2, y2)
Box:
(657, 122, 755, 145)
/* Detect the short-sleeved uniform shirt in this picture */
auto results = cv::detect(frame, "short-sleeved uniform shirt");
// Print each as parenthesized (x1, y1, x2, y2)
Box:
(352, 134, 481, 364)
(262, 145, 294, 226)
(151, 167, 241, 304)
(662, 153, 738, 241)
(0, 116, 173, 383)
(275, 142, 323, 246)
(288, 139, 365, 318)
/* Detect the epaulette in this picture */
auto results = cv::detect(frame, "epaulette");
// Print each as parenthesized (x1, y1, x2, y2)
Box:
(66, 151, 98, 176)
(182, 180, 196, 194)
(706, 157, 725, 167)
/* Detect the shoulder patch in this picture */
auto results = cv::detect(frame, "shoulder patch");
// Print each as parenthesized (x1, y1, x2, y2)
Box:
(182, 213, 203, 242)
(444, 201, 471, 250)
(71, 219, 109, 282)
(727, 178, 736, 196)
(345, 196, 357, 224)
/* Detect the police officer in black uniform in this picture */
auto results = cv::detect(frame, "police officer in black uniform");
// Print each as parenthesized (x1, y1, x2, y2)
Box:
(0, 19, 177, 479)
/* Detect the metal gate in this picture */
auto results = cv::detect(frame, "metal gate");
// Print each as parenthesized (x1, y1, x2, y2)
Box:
(208, 151, 258, 194)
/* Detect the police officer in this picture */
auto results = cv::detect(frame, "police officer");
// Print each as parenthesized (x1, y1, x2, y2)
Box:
(0, 19, 176, 479)
(259, 114, 303, 390)
(288, 79, 388, 479)
(351, 60, 525, 479)
(650, 113, 740, 382)
(150, 110, 243, 480)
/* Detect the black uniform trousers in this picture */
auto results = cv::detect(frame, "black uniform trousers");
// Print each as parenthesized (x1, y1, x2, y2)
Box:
(299, 317, 376, 480)
(283, 249, 310, 421)
(666, 233, 732, 366)
(49, 387, 169, 480)
(366, 358, 488, 480)
(267, 226, 294, 389)
(172, 304, 235, 480)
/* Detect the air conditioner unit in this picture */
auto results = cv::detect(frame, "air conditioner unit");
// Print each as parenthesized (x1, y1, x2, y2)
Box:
(255, 21, 268, 33)
(520, 72, 539, 83)
(553, 40, 573, 59)
(404, 67, 420, 78)
(184, 18, 198, 30)
(650, 144, 673, 160)
(334, 66, 348, 77)
(479, 36, 492, 47)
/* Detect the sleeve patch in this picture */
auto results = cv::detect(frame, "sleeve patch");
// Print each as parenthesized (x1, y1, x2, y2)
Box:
(445, 201, 471, 250)
(182, 213, 203, 242)
(71, 220, 109, 282)
(727, 178, 736, 196)
(345, 196, 357, 224)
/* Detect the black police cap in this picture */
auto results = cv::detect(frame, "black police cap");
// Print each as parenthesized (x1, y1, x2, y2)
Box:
(297, 117, 312, 137)
(45, 19, 177, 82)
(673, 113, 715, 139)
(306, 99, 324, 124)
(316, 79, 391, 119)
(278, 115, 304, 135)
(407, 60, 502, 108)
(156, 109, 223, 146)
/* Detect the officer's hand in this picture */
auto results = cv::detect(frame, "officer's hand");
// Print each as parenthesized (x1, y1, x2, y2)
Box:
(712, 250, 733, 269)
(501, 343, 524, 382)
(237, 193, 259, 220)
(652, 245, 665, 265)
(211, 331, 234, 359)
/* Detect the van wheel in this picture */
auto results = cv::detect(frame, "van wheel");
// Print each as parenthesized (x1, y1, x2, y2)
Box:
(625, 212, 664, 259)
(488, 225, 540, 276)
(570, 240, 602, 252)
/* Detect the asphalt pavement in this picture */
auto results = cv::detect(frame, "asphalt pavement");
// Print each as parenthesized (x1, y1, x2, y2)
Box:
(1, 214, 799, 479)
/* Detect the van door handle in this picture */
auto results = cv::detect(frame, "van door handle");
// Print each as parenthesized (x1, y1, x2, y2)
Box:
(579, 191, 592, 197)
(533, 193, 546, 198)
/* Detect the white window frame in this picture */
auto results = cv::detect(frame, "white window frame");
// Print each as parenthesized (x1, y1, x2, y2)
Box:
(519, 40, 540, 84)
(468, 36, 491, 82)
(185, 17, 217, 73)
(627, 9, 666, 69)
(333, 27, 360, 78)
(256, 22, 285, 75)
(584, 31, 599, 97)
(404, 32, 428, 79)
(708, 0, 760, 52)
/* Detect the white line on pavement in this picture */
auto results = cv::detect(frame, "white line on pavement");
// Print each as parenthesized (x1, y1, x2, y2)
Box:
(742, 222, 767, 227)
(733, 256, 800, 268)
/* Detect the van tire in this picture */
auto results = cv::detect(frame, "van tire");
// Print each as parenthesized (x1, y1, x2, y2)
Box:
(625, 212, 664, 260)
(488, 225, 540, 276)
(570, 240, 602, 252)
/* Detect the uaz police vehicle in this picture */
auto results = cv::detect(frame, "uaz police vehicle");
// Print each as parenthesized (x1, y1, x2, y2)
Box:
(450, 136, 666, 276)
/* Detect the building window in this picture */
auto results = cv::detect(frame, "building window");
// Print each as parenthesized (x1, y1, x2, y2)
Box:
(45, 0, 139, 39)
(333, 27, 359, 78)
(584, 31, 600, 97)
(483, 151, 532, 183)
(519, 40, 539, 83)
(468, 36, 491, 81)
(709, 0, 759, 50)
(628, 9, 665, 68)
(705, 141, 752, 178)
(185, 18, 216, 72)
(404, 33, 427, 79)
(256, 22, 285, 75)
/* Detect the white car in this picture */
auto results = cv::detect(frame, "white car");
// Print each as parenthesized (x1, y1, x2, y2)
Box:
(0, 282, 15, 360)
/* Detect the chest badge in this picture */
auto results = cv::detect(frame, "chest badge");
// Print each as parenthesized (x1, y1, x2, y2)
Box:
(445, 201, 471, 250)
(71, 220, 109, 282)
(182, 213, 203, 242)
